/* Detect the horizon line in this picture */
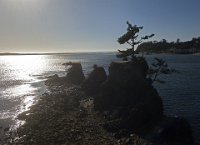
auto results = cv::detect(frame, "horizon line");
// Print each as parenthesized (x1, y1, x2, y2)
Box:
(0, 51, 117, 56)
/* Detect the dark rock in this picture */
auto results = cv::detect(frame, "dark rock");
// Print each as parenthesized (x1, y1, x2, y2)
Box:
(45, 74, 60, 85)
(103, 119, 122, 133)
(136, 56, 149, 78)
(78, 110, 88, 118)
(108, 57, 148, 80)
(113, 130, 130, 139)
(4, 127, 9, 131)
(155, 117, 194, 145)
(64, 62, 85, 85)
(82, 65, 107, 95)
(94, 60, 163, 132)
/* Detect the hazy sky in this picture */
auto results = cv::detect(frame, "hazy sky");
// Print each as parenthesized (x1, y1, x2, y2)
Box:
(0, 0, 200, 53)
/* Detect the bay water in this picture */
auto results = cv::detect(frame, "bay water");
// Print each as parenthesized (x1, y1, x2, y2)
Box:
(0, 53, 199, 144)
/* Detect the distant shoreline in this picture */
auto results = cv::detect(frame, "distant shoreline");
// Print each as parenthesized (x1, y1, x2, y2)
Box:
(1, 51, 198, 57)
(0, 53, 73, 56)
(137, 52, 200, 55)
(0, 51, 116, 56)
(193, 52, 200, 55)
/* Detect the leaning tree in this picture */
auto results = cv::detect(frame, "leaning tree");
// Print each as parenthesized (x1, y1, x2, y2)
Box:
(117, 21, 176, 84)
(117, 21, 154, 61)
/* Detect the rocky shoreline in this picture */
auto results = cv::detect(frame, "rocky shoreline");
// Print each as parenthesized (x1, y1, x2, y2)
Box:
(7, 77, 150, 145)
(6, 59, 194, 145)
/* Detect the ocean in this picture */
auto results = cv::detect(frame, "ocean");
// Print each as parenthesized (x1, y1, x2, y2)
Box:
(0, 53, 199, 144)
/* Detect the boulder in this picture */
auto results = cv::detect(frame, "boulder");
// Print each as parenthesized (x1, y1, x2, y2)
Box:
(94, 60, 163, 132)
(64, 62, 85, 85)
(82, 57, 193, 144)
(151, 117, 194, 145)
(108, 57, 149, 80)
(82, 65, 107, 95)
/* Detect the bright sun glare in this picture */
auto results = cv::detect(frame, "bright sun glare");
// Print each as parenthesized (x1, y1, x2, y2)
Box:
(0, 55, 48, 119)
(7, 55, 45, 70)
(2, 55, 48, 81)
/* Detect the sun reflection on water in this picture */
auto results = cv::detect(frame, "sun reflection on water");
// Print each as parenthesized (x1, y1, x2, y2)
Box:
(0, 55, 48, 120)
(2, 55, 48, 81)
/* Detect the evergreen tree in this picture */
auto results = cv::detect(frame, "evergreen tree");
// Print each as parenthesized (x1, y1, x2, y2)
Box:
(117, 21, 154, 61)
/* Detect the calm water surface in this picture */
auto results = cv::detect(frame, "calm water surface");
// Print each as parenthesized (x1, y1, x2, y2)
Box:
(0, 53, 199, 144)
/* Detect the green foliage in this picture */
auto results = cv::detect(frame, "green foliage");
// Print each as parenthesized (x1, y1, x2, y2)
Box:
(117, 21, 154, 61)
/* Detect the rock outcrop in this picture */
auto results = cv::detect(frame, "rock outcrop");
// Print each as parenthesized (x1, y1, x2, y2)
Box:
(94, 60, 163, 132)
(81, 57, 194, 144)
(150, 116, 194, 145)
(82, 65, 107, 95)
(64, 62, 85, 85)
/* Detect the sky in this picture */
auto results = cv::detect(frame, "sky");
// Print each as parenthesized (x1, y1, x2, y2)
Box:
(0, 0, 200, 53)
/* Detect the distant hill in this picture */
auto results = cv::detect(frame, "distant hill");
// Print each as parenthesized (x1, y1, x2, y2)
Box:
(136, 37, 200, 54)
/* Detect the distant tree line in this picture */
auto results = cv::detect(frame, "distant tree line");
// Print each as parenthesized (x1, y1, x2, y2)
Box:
(136, 37, 200, 54)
